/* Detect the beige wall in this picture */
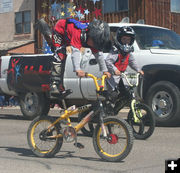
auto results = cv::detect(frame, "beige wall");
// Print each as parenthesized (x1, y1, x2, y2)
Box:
(0, 0, 35, 42)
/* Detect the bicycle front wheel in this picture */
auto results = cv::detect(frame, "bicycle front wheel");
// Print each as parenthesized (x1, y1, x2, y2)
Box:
(27, 116, 63, 157)
(127, 103, 155, 140)
(93, 117, 133, 162)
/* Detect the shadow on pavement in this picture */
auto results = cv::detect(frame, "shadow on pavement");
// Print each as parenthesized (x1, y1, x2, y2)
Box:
(0, 146, 35, 157)
(0, 146, 121, 163)
(0, 147, 124, 163)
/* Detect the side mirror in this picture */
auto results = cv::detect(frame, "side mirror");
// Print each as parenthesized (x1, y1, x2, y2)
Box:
(89, 59, 97, 65)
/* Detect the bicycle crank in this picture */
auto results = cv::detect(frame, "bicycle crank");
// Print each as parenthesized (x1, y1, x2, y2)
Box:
(63, 126, 77, 142)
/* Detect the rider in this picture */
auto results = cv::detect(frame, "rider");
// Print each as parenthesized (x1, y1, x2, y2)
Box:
(50, 18, 111, 96)
(105, 26, 144, 101)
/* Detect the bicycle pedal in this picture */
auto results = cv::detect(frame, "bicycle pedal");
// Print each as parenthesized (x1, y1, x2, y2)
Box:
(74, 142, 84, 149)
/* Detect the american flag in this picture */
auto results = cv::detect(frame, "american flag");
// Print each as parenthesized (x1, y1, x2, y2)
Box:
(43, 38, 53, 54)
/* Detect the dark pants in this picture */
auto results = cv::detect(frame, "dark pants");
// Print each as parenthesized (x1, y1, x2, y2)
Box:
(50, 55, 66, 90)
(51, 32, 67, 91)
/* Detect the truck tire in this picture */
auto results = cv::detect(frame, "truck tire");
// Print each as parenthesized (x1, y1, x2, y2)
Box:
(19, 92, 50, 120)
(145, 81, 180, 125)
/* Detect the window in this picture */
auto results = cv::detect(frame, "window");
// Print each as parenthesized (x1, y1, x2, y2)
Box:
(171, 0, 180, 13)
(103, 0, 128, 13)
(15, 11, 31, 34)
(132, 26, 180, 50)
(109, 26, 180, 50)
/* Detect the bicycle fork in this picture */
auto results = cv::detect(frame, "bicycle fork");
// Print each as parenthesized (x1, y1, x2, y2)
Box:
(131, 99, 142, 123)
(99, 101, 108, 138)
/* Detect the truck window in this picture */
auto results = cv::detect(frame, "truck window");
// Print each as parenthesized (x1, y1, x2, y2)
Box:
(132, 26, 180, 50)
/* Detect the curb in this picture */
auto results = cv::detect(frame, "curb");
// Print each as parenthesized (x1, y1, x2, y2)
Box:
(0, 106, 130, 113)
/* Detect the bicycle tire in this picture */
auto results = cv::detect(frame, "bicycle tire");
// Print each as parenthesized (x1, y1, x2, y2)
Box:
(127, 103, 155, 140)
(93, 117, 133, 162)
(27, 116, 63, 157)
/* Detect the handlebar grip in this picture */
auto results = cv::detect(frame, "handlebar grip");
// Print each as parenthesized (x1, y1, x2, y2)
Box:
(85, 72, 89, 77)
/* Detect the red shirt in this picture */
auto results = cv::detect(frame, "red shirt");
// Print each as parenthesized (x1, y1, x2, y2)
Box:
(54, 19, 98, 53)
(114, 54, 130, 72)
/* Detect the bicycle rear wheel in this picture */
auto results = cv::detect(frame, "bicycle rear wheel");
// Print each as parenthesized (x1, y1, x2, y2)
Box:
(93, 117, 133, 162)
(27, 116, 63, 157)
(127, 103, 155, 140)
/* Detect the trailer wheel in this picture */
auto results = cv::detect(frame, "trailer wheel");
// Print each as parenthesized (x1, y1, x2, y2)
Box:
(19, 92, 50, 120)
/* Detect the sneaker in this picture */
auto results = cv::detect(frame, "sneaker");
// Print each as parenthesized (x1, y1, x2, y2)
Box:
(50, 84, 60, 94)
(50, 89, 72, 99)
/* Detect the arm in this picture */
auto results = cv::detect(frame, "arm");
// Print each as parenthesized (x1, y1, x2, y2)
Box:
(71, 46, 81, 72)
(128, 53, 141, 72)
(93, 52, 108, 72)
(129, 53, 144, 75)
(105, 52, 119, 73)
(93, 51, 111, 78)
(71, 46, 88, 77)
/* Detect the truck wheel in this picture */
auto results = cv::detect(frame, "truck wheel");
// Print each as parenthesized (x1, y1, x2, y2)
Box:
(145, 81, 180, 125)
(19, 92, 50, 120)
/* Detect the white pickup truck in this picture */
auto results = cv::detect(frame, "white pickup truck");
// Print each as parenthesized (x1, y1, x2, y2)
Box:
(1, 23, 180, 125)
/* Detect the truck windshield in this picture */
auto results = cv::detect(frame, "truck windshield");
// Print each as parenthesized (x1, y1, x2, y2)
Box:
(132, 26, 180, 50)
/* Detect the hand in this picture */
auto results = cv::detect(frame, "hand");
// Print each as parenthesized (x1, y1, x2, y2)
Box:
(80, 47, 85, 54)
(103, 71, 111, 78)
(139, 70, 144, 75)
(66, 46, 72, 54)
(114, 70, 121, 76)
(76, 70, 85, 77)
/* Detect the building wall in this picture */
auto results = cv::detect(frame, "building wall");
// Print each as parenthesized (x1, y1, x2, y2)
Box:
(0, 0, 35, 42)
(8, 43, 35, 55)
(144, 0, 180, 34)
(103, 0, 180, 34)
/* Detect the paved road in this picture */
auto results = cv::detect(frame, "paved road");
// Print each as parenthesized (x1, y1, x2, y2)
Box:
(0, 107, 180, 173)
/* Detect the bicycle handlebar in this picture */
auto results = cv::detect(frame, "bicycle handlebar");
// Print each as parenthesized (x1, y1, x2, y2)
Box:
(121, 72, 141, 87)
(84, 72, 141, 91)
(85, 73, 107, 91)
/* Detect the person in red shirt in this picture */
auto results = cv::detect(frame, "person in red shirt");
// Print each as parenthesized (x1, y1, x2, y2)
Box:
(50, 18, 111, 96)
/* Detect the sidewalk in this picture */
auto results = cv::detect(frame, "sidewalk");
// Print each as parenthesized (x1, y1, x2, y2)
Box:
(0, 106, 20, 109)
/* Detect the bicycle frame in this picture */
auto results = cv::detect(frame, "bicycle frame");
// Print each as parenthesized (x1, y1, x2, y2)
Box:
(46, 73, 107, 139)
(115, 73, 143, 123)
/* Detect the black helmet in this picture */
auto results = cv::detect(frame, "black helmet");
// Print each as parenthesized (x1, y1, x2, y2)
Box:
(88, 19, 111, 51)
(115, 26, 135, 55)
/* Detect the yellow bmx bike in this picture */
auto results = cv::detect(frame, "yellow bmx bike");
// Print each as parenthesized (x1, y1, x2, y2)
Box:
(27, 73, 134, 162)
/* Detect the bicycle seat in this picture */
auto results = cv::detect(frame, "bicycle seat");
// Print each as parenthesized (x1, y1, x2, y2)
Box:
(51, 89, 73, 100)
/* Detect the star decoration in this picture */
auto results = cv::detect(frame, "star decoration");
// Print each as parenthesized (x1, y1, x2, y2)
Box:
(61, 11, 65, 16)
(84, 9, 90, 15)
(41, 2, 48, 8)
(91, 0, 101, 5)
(41, 13, 47, 18)
(76, 5, 85, 14)
(51, 2, 58, 11)
(70, 12, 76, 17)
(76, 10, 84, 20)
(69, 2, 74, 7)
(93, 8, 102, 18)
(68, 7, 73, 13)
(81, 14, 85, 19)
(61, 3, 65, 9)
